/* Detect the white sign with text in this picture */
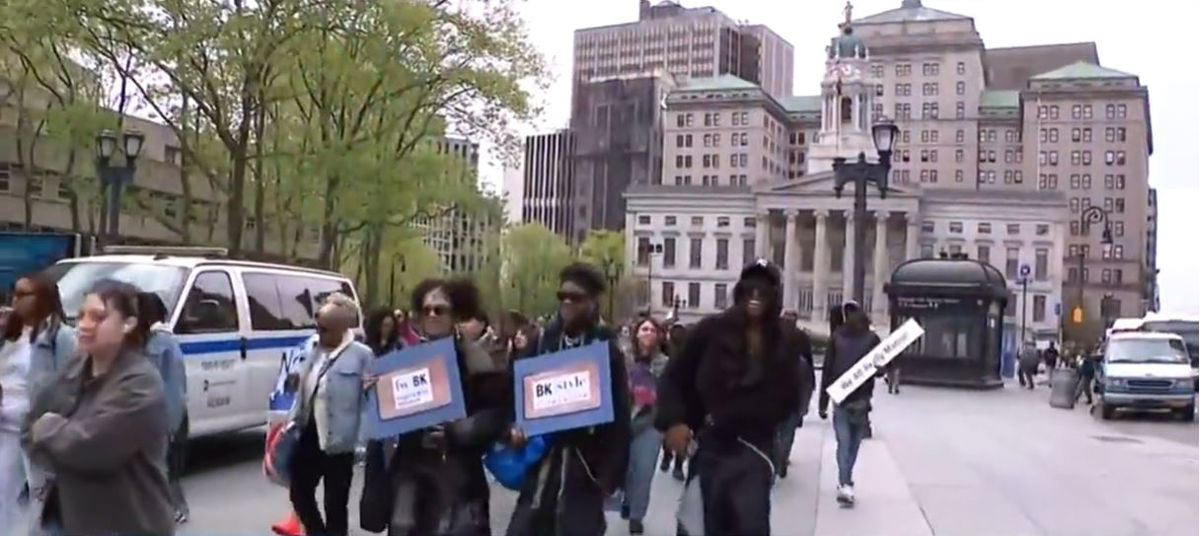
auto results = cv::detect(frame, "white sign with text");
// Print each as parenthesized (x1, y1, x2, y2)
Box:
(826, 319, 925, 405)
(530, 371, 594, 412)
(391, 367, 434, 412)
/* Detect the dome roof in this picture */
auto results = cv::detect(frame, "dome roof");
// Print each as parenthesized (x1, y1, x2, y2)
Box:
(886, 258, 1008, 298)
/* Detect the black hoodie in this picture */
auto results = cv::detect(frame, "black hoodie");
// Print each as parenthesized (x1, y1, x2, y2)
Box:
(655, 261, 802, 449)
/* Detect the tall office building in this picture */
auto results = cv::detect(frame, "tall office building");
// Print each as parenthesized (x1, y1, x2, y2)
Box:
(520, 129, 575, 237)
(415, 136, 500, 274)
(573, 1, 794, 100)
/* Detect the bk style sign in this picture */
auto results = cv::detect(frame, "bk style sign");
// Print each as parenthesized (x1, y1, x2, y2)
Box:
(364, 338, 466, 439)
(514, 341, 614, 436)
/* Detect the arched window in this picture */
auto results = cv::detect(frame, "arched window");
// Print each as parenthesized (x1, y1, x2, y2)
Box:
(840, 97, 853, 124)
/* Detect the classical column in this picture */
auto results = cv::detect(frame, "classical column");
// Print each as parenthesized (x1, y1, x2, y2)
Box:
(842, 211, 855, 299)
(812, 210, 829, 320)
(783, 210, 799, 311)
(905, 212, 920, 261)
(754, 210, 769, 260)
(873, 211, 889, 317)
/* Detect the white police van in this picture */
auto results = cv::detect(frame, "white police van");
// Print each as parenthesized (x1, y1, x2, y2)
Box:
(45, 246, 360, 438)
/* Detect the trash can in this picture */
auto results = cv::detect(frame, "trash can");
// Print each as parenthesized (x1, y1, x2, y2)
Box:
(1049, 367, 1079, 409)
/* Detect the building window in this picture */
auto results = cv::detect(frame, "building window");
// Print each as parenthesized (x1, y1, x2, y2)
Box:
(0, 163, 10, 192)
(920, 244, 934, 259)
(1005, 247, 1019, 279)
(921, 221, 935, 233)
(1114, 221, 1125, 237)
(743, 239, 755, 265)
(977, 245, 991, 265)
(896, 63, 911, 76)
(638, 215, 651, 225)
(957, 61, 966, 74)
(955, 170, 963, 182)
(689, 238, 703, 269)
(949, 221, 963, 234)
(687, 282, 700, 309)
(1035, 248, 1048, 280)
(922, 62, 940, 76)
(1033, 295, 1047, 322)
(665, 216, 677, 226)
(691, 216, 703, 226)
(714, 283, 728, 309)
(976, 222, 991, 234)
(637, 237, 650, 266)
(956, 129, 964, 143)
(1036, 224, 1049, 236)
(716, 238, 729, 270)
(1007, 223, 1020, 235)
(662, 238, 677, 268)
(1006, 292, 1017, 317)
(661, 282, 674, 307)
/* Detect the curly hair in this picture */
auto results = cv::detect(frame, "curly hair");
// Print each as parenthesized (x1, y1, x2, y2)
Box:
(559, 262, 607, 296)
(409, 277, 482, 322)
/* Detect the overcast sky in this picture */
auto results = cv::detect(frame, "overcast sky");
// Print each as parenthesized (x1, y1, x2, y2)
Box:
(490, 0, 1199, 315)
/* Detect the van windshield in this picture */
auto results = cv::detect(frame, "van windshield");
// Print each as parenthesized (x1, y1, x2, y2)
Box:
(1107, 338, 1190, 365)
(44, 262, 188, 322)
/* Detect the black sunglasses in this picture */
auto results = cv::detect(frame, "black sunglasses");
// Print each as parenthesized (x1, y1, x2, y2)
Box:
(422, 305, 450, 317)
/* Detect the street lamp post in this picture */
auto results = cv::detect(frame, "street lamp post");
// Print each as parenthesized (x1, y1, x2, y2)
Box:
(389, 254, 406, 307)
(599, 258, 619, 322)
(95, 129, 146, 244)
(833, 118, 899, 304)
(1075, 206, 1113, 329)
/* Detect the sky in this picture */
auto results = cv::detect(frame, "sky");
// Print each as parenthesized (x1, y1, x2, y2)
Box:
(486, 0, 1199, 315)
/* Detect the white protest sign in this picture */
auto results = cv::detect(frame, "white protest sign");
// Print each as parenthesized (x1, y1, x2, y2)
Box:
(826, 318, 925, 405)
(530, 371, 594, 413)
(391, 367, 434, 412)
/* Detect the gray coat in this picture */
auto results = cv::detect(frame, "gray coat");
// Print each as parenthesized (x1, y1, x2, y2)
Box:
(289, 339, 371, 454)
(22, 349, 174, 536)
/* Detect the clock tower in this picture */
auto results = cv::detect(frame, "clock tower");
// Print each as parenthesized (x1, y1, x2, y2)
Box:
(807, 6, 879, 175)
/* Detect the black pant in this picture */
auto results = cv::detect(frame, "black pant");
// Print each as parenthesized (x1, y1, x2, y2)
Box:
(1018, 367, 1036, 389)
(681, 436, 773, 536)
(289, 421, 354, 536)
(1075, 375, 1094, 403)
(166, 428, 189, 516)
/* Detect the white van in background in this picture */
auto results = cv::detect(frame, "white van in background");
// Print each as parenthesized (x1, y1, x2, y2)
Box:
(1097, 331, 1195, 421)
(45, 247, 360, 438)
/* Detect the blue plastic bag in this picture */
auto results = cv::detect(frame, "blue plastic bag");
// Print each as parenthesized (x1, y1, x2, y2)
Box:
(484, 434, 553, 490)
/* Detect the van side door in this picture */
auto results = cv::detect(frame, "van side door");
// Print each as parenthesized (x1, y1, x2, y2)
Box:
(175, 269, 250, 436)
(240, 270, 317, 419)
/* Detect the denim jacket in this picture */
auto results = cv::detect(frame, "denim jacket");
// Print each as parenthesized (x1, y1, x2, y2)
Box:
(290, 338, 371, 454)
(145, 325, 188, 434)
(28, 319, 77, 401)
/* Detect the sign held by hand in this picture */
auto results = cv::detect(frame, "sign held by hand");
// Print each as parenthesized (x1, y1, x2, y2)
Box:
(825, 319, 925, 405)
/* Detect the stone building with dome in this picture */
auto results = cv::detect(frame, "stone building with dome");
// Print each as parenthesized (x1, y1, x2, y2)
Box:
(623, 0, 1155, 346)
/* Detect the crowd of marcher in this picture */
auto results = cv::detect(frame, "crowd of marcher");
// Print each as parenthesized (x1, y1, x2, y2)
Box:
(1, 256, 897, 536)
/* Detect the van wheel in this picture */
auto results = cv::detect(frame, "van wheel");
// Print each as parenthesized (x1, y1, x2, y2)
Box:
(1177, 405, 1195, 422)
(1100, 403, 1116, 420)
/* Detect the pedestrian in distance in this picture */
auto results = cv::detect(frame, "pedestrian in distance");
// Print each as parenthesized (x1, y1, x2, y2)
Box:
(137, 292, 190, 525)
(1018, 341, 1040, 390)
(818, 301, 885, 508)
(393, 309, 421, 348)
(2, 272, 75, 534)
(659, 323, 688, 481)
(1075, 350, 1099, 405)
(285, 293, 372, 536)
(620, 318, 670, 535)
(505, 263, 631, 536)
(657, 260, 802, 535)
(365, 308, 400, 357)
(23, 280, 173, 536)
(774, 310, 815, 479)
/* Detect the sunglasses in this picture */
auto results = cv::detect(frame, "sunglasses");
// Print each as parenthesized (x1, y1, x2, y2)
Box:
(556, 291, 589, 303)
(422, 305, 450, 317)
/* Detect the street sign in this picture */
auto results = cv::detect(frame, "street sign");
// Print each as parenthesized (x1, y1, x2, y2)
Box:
(826, 319, 925, 405)
(1019, 264, 1031, 280)
(1072, 306, 1084, 324)
(1054, 302, 1063, 316)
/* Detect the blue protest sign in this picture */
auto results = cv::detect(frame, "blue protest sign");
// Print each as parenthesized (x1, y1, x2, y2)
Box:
(364, 338, 466, 439)
(514, 341, 614, 437)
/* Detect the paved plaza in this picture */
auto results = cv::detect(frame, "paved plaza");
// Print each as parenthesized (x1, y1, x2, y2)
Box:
(180, 380, 1197, 535)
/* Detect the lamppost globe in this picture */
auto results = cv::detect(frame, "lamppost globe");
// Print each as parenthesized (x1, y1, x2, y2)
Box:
(96, 130, 119, 160)
(871, 118, 899, 153)
(123, 130, 146, 159)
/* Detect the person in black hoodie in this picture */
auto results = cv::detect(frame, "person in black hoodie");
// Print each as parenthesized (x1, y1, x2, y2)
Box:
(359, 278, 510, 536)
(817, 301, 884, 508)
(504, 263, 631, 536)
(656, 260, 802, 535)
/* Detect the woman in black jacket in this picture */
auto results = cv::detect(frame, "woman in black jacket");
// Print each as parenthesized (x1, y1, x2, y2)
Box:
(362, 278, 509, 536)
(656, 260, 801, 535)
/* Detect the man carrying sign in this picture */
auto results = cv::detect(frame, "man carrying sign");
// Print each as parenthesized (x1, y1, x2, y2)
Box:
(817, 301, 885, 508)
(505, 263, 631, 536)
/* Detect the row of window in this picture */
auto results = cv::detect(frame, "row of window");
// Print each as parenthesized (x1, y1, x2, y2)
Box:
(979, 129, 1022, 144)
(1066, 267, 1128, 286)
(931, 220, 1051, 237)
(657, 281, 727, 310)
(1069, 220, 1126, 237)
(1039, 127, 1128, 144)
(1067, 243, 1128, 261)
(873, 61, 961, 78)
(975, 170, 1025, 185)
(636, 235, 748, 272)
(1037, 150, 1127, 166)
(1068, 196, 1126, 214)
(918, 243, 1052, 282)
(1037, 103, 1129, 120)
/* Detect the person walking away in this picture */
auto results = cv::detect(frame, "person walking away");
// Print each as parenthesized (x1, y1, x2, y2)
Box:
(2, 273, 75, 534)
(286, 294, 371, 536)
(1075, 350, 1098, 405)
(137, 293, 190, 524)
(1041, 343, 1056, 373)
(1018, 342, 1039, 390)
(505, 263, 631, 536)
(366, 308, 400, 356)
(23, 280, 172, 535)
(659, 324, 689, 481)
(885, 356, 902, 395)
(1046, 341, 1064, 370)
(657, 260, 802, 535)
(366, 279, 509, 536)
(774, 310, 814, 479)
(818, 301, 884, 508)
(621, 318, 670, 534)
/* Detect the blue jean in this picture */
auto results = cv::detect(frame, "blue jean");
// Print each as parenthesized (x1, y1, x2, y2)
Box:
(624, 426, 663, 522)
(832, 405, 868, 487)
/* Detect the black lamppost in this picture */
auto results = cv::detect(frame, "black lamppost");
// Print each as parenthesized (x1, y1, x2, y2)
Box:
(389, 254, 407, 307)
(833, 118, 900, 304)
(639, 242, 663, 314)
(1075, 206, 1113, 328)
(95, 129, 146, 243)
(598, 257, 620, 321)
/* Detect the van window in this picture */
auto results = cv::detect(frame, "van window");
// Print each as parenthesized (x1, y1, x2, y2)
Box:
(244, 272, 353, 330)
(45, 262, 187, 322)
(1107, 338, 1189, 365)
(177, 271, 239, 334)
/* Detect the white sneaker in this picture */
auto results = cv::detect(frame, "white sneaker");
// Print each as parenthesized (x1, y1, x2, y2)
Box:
(836, 484, 852, 506)
(844, 485, 856, 505)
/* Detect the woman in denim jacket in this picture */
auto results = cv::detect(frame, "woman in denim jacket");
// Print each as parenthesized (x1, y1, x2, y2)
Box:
(138, 292, 190, 524)
(287, 293, 372, 536)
